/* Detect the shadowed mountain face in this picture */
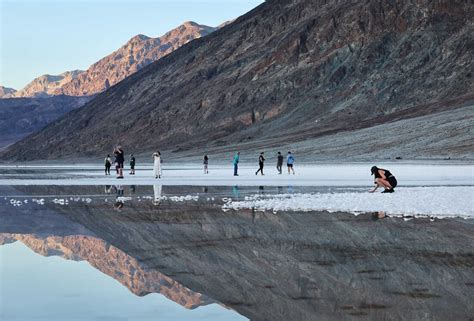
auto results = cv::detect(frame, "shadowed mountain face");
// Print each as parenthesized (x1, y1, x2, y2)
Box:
(0, 95, 92, 150)
(2, 0, 472, 161)
(1, 185, 472, 321)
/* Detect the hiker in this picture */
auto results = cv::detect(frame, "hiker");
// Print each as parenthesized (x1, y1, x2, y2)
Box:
(104, 154, 112, 175)
(113, 145, 124, 179)
(255, 152, 265, 175)
(276, 152, 283, 174)
(369, 166, 398, 193)
(203, 155, 209, 174)
(287, 151, 295, 175)
(233, 152, 240, 176)
(129, 154, 136, 175)
(152, 151, 162, 179)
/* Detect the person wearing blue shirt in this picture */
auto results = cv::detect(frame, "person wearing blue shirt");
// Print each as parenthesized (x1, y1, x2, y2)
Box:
(287, 151, 295, 175)
(233, 152, 240, 176)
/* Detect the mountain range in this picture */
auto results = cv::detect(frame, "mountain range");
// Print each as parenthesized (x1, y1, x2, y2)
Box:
(2, 0, 472, 161)
(0, 21, 218, 150)
(1, 21, 217, 98)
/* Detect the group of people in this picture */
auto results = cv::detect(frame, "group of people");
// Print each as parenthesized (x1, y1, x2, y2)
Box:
(258, 151, 295, 176)
(230, 151, 295, 176)
(105, 146, 158, 179)
(103, 147, 398, 194)
(104, 146, 135, 178)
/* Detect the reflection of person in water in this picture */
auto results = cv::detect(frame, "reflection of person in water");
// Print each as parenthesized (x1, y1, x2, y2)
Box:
(153, 184, 162, 206)
(114, 200, 124, 211)
(114, 185, 124, 196)
(232, 186, 240, 199)
(130, 185, 136, 194)
(259, 186, 265, 194)
(113, 185, 125, 211)
(105, 185, 112, 194)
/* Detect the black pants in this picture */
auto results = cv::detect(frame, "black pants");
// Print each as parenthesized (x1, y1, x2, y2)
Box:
(388, 176, 397, 188)
(105, 165, 111, 175)
(256, 162, 264, 175)
(277, 164, 282, 174)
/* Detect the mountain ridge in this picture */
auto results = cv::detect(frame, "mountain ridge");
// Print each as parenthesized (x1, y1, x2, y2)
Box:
(54, 21, 218, 96)
(2, 21, 218, 98)
(2, 0, 472, 161)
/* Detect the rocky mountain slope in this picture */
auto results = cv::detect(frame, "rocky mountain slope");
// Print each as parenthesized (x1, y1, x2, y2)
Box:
(2, 0, 473, 161)
(11, 70, 84, 98)
(0, 96, 92, 150)
(0, 86, 17, 98)
(0, 22, 217, 150)
(2, 22, 216, 99)
(55, 21, 217, 96)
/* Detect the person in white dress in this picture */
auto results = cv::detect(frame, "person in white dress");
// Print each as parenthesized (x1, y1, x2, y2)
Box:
(152, 151, 162, 178)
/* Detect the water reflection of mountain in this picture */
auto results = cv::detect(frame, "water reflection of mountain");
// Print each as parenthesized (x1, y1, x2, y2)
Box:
(2, 185, 474, 320)
(1, 234, 214, 309)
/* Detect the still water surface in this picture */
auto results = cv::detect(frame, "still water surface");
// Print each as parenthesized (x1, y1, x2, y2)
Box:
(1, 181, 473, 321)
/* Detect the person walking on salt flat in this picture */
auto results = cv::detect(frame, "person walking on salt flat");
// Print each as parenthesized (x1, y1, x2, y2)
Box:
(233, 152, 240, 176)
(276, 151, 283, 174)
(152, 151, 162, 179)
(287, 151, 295, 175)
(255, 152, 265, 175)
(369, 166, 397, 193)
(104, 154, 112, 175)
(203, 155, 209, 174)
(129, 154, 136, 175)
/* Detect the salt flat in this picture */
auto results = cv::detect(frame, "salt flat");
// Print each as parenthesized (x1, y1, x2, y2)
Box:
(0, 163, 472, 186)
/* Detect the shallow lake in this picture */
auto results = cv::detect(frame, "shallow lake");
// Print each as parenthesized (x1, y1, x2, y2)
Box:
(0, 165, 473, 320)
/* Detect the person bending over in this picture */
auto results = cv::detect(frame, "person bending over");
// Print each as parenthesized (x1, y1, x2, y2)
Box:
(369, 166, 397, 193)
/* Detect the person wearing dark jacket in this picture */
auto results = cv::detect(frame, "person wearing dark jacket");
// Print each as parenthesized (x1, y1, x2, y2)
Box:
(104, 154, 112, 175)
(369, 166, 398, 193)
(129, 154, 136, 175)
(255, 152, 265, 176)
(203, 155, 209, 174)
(114, 146, 124, 179)
(276, 152, 283, 174)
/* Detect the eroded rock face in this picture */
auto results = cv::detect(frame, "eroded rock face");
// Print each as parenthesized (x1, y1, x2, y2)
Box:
(3, 0, 472, 161)
(2, 233, 213, 309)
(0, 86, 17, 98)
(55, 22, 217, 97)
(12, 70, 84, 98)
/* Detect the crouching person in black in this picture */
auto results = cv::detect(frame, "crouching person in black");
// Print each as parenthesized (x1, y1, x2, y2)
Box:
(369, 166, 397, 193)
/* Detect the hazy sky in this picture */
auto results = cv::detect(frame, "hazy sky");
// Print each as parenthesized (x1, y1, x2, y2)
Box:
(0, 0, 264, 89)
